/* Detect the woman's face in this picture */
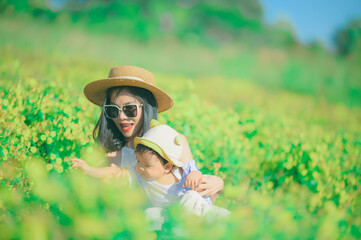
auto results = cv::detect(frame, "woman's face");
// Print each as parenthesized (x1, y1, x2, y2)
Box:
(109, 89, 144, 141)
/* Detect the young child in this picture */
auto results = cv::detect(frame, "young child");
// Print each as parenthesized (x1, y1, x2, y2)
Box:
(119, 120, 229, 226)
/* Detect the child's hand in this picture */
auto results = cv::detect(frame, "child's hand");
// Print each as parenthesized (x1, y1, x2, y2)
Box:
(194, 175, 224, 202)
(71, 158, 90, 172)
(183, 171, 202, 190)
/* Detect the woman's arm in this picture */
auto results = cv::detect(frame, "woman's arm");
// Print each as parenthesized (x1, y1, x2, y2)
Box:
(179, 133, 194, 163)
(179, 134, 225, 203)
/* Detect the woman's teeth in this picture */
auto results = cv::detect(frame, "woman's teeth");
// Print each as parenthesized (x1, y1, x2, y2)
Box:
(120, 123, 133, 131)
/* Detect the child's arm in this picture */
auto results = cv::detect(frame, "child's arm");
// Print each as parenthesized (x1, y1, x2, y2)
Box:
(72, 150, 127, 179)
(71, 158, 127, 178)
(183, 170, 202, 190)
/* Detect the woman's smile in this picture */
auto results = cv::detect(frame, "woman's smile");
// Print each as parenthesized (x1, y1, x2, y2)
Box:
(120, 122, 134, 132)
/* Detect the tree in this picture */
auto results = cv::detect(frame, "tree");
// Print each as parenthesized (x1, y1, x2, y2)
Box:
(334, 19, 361, 56)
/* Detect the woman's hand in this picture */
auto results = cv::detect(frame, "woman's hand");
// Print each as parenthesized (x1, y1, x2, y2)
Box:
(183, 171, 202, 190)
(194, 174, 224, 203)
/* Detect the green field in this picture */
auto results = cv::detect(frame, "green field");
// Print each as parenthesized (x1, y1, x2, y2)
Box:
(1, 15, 361, 239)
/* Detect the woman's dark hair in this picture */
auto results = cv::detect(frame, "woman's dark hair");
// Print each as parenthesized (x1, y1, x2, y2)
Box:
(135, 144, 169, 165)
(93, 86, 158, 152)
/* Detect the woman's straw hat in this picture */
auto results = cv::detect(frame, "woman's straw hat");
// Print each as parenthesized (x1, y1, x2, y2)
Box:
(83, 66, 173, 112)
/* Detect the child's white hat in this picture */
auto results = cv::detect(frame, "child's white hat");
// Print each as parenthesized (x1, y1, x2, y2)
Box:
(134, 120, 184, 167)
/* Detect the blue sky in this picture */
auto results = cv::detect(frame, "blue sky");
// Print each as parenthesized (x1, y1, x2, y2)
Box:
(259, 0, 361, 50)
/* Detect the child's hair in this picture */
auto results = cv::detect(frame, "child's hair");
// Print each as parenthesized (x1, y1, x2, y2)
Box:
(135, 144, 169, 166)
(93, 86, 158, 152)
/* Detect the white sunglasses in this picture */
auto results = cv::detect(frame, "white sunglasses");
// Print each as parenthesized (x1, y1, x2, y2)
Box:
(104, 103, 143, 119)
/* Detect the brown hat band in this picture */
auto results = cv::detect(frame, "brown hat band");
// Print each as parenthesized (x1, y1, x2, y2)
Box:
(111, 76, 146, 82)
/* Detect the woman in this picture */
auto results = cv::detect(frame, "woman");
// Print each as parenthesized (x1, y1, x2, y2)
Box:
(72, 66, 224, 200)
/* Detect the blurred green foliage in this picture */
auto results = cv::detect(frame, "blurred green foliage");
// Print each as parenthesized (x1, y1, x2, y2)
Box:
(0, 0, 294, 47)
(0, 14, 360, 107)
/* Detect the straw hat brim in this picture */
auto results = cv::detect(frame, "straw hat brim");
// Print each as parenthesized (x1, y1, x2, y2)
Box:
(83, 77, 173, 113)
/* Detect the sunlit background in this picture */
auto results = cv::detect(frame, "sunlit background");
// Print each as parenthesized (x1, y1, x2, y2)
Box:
(1, 1, 361, 239)
(1, 0, 361, 104)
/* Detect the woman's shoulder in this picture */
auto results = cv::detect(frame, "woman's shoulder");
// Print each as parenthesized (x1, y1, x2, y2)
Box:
(178, 133, 193, 163)
(106, 150, 122, 166)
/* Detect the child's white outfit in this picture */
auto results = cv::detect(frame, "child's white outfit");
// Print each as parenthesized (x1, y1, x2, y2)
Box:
(120, 147, 229, 230)
(120, 147, 212, 207)
(122, 121, 229, 229)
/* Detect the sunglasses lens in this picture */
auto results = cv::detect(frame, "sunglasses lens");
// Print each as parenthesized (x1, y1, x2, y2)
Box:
(104, 106, 119, 118)
(123, 105, 138, 118)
